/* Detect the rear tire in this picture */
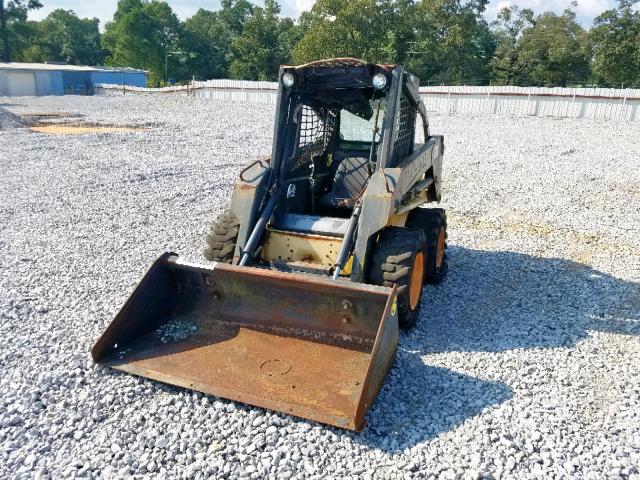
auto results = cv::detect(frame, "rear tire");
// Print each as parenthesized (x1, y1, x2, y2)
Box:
(369, 227, 426, 329)
(406, 208, 448, 284)
(203, 211, 240, 264)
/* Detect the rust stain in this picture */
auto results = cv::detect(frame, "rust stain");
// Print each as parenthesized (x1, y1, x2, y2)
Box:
(92, 254, 399, 431)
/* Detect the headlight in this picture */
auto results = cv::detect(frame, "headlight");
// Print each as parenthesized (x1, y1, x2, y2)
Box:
(372, 73, 387, 90)
(282, 72, 295, 88)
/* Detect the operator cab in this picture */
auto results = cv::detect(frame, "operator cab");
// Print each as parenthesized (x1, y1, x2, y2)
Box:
(269, 58, 428, 240)
(274, 59, 395, 219)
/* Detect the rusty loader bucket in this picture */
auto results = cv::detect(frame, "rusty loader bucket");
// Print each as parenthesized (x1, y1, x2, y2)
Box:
(92, 253, 398, 430)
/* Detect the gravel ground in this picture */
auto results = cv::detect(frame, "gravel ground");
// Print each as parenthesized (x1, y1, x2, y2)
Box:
(1, 95, 639, 479)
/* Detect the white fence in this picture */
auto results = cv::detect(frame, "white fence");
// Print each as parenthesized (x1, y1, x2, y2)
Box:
(421, 85, 640, 122)
(95, 80, 640, 122)
(95, 79, 279, 104)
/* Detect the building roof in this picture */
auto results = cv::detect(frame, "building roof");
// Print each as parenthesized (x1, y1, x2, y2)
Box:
(0, 62, 146, 74)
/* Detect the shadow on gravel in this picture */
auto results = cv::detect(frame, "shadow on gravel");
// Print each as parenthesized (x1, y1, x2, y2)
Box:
(418, 246, 640, 353)
(355, 246, 639, 452)
(91, 246, 638, 453)
(360, 358, 513, 453)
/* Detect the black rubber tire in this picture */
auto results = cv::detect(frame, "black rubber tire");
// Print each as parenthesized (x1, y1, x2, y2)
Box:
(203, 211, 240, 263)
(369, 227, 426, 330)
(406, 208, 448, 284)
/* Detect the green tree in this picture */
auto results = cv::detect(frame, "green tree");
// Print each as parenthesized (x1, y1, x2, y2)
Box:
(405, 0, 495, 85)
(102, 0, 182, 85)
(489, 6, 534, 85)
(292, 0, 406, 64)
(27, 9, 104, 65)
(183, 9, 229, 79)
(228, 0, 300, 80)
(10, 20, 39, 61)
(218, 0, 253, 36)
(514, 8, 591, 86)
(0, 0, 42, 61)
(182, 1, 254, 80)
(590, 0, 640, 87)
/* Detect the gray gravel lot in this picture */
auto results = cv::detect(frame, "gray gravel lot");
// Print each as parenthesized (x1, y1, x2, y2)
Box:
(1, 95, 639, 479)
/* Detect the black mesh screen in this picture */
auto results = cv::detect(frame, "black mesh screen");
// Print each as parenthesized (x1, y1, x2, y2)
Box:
(393, 95, 416, 161)
(289, 106, 337, 176)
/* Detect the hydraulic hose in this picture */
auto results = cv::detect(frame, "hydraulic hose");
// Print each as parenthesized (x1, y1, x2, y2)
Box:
(239, 191, 279, 266)
(332, 203, 362, 280)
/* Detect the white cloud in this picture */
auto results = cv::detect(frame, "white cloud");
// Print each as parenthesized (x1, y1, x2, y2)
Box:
(484, 0, 616, 26)
(485, 0, 513, 20)
(294, 0, 316, 15)
(29, 0, 118, 27)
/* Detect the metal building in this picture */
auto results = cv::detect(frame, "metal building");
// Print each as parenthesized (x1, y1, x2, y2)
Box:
(0, 63, 147, 96)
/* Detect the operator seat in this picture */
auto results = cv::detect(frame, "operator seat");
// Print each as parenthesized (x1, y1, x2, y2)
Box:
(319, 152, 370, 209)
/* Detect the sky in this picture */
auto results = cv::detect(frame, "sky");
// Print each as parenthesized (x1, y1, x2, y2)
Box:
(29, 0, 619, 29)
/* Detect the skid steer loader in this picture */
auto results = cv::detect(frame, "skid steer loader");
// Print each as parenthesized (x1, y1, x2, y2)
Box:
(92, 58, 447, 431)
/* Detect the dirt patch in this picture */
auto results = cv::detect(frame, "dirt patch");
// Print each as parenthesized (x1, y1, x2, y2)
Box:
(30, 124, 144, 134)
(20, 111, 82, 120)
(450, 211, 640, 261)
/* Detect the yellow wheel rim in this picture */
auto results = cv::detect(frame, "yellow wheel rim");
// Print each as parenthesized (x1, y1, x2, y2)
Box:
(435, 227, 445, 270)
(409, 251, 425, 310)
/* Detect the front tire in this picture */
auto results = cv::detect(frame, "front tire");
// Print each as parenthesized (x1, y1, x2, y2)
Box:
(203, 211, 240, 263)
(369, 227, 426, 329)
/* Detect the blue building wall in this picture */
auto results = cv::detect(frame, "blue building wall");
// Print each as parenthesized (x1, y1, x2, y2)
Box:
(0, 66, 146, 96)
(35, 71, 52, 95)
(50, 71, 64, 95)
(91, 71, 147, 88)
(62, 71, 92, 94)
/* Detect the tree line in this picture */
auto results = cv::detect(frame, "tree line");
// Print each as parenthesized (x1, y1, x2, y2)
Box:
(1, 0, 639, 87)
